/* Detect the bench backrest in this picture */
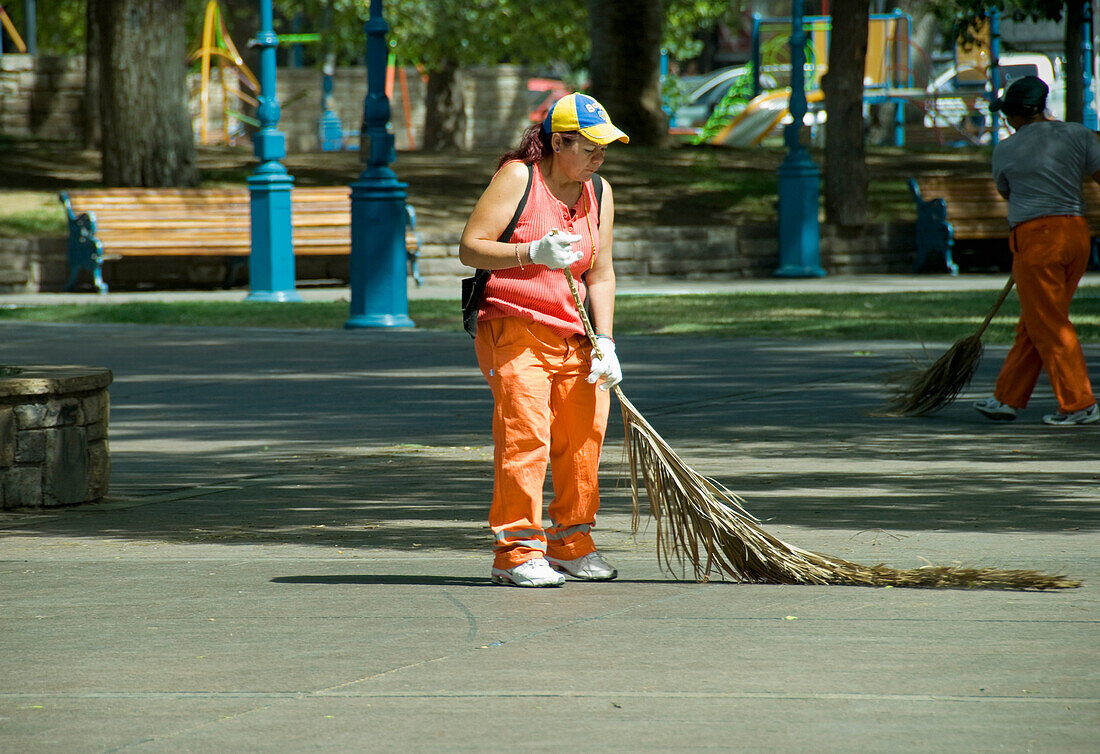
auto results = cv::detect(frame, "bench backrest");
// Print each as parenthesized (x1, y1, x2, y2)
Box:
(913, 174, 1100, 239)
(62, 187, 359, 256)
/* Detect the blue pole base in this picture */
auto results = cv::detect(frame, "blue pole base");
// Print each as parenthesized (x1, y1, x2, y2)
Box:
(248, 162, 301, 302)
(346, 171, 414, 328)
(344, 312, 415, 329)
(775, 149, 826, 278)
(245, 289, 303, 303)
(774, 264, 827, 278)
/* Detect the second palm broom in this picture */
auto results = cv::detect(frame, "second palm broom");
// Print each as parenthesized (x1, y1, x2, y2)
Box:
(880, 275, 1016, 417)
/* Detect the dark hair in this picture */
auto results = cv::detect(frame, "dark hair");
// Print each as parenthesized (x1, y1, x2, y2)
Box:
(497, 124, 579, 169)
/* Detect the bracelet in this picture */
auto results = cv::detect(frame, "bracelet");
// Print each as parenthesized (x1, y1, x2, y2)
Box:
(595, 333, 614, 343)
(515, 243, 525, 269)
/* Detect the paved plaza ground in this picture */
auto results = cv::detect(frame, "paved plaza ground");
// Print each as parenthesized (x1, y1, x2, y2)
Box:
(1, 287, 1098, 751)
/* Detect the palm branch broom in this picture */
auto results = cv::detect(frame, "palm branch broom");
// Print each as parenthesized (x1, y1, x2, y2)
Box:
(564, 270, 1076, 590)
(880, 275, 1016, 417)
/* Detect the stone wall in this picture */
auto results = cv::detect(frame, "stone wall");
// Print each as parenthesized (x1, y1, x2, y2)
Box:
(0, 236, 66, 293)
(0, 54, 86, 142)
(274, 64, 534, 153)
(412, 221, 916, 288)
(0, 367, 112, 509)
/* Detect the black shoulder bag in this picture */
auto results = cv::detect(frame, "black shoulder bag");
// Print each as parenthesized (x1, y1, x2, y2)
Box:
(461, 166, 603, 338)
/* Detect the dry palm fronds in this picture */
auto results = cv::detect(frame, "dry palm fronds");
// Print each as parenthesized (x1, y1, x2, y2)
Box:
(879, 276, 1016, 417)
(563, 271, 1077, 590)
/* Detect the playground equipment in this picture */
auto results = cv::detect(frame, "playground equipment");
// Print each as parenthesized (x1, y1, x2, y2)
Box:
(188, 0, 259, 145)
(712, 88, 824, 147)
(0, 3, 27, 54)
(706, 10, 919, 148)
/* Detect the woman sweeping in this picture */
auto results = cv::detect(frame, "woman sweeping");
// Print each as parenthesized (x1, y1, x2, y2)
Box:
(458, 93, 628, 587)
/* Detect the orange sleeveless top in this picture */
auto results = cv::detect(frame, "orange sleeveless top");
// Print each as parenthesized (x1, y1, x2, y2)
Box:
(478, 160, 600, 338)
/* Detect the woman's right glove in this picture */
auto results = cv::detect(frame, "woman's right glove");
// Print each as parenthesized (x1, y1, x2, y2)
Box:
(587, 335, 622, 390)
(527, 229, 583, 269)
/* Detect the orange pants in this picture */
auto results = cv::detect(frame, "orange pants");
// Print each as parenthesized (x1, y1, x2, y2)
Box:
(994, 215, 1095, 413)
(475, 317, 610, 571)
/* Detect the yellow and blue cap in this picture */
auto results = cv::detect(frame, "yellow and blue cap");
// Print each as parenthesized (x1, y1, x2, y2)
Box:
(542, 93, 629, 145)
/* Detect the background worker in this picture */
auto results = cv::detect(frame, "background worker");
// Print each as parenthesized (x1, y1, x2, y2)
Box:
(973, 76, 1100, 426)
(458, 94, 628, 587)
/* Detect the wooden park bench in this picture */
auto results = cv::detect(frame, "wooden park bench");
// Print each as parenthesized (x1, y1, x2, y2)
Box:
(59, 187, 422, 294)
(909, 174, 1100, 274)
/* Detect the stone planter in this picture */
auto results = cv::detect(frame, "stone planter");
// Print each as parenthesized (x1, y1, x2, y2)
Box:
(0, 366, 112, 509)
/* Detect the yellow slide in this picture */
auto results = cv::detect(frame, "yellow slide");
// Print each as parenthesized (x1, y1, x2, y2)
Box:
(709, 88, 825, 147)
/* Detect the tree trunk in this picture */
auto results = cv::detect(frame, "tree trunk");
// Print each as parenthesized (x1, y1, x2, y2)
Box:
(422, 60, 466, 151)
(82, 0, 102, 151)
(823, 0, 870, 228)
(587, 0, 667, 147)
(1063, 0, 1085, 124)
(97, 0, 198, 187)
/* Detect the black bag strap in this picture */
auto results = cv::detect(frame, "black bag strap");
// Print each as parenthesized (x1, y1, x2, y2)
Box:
(497, 163, 535, 243)
(592, 172, 603, 226)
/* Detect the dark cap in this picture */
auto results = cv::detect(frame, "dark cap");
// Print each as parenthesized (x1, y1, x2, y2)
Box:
(990, 75, 1048, 115)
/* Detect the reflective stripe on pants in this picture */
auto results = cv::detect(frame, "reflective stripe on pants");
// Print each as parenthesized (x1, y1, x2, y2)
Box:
(475, 317, 610, 571)
(994, 215, 1095, 413)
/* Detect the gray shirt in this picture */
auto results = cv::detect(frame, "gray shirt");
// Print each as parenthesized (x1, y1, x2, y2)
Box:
(991, 120, 1100, 227)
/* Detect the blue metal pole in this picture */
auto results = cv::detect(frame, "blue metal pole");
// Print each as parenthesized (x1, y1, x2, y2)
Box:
(345, 0, 414, 328)
(751, 14, 763, 98)
(774, 0, 825, 278)
(989, 9, 1001, 144)
(319, 54, 343, 150)
(23, 0, 36, 56)
(1082, 0, 1098, 130)
(247, 0, 301, 302)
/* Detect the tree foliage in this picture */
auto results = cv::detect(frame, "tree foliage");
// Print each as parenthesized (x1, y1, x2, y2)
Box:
(1, 0, 85, 54)
(928, 0, 1068, 36)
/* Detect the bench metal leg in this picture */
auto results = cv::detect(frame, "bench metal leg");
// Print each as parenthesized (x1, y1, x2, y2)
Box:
(65, 240, 108, 294)
(909, 180, 958, 274)
(224, 257, 248, 288)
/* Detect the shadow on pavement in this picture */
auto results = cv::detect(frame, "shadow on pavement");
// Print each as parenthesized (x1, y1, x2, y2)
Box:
(2, 325, 1096, 548)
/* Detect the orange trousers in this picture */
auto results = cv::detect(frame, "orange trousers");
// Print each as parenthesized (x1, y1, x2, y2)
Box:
(475, 317, 610, 571)
(994, 215, 1095, 413)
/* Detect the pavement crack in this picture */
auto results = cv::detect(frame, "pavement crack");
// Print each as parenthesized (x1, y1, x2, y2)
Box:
(441, 589, 478, 640)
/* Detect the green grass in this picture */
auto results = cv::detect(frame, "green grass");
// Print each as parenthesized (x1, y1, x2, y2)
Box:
(0, 206, 66, 237)
(2, 288, 1098, 344)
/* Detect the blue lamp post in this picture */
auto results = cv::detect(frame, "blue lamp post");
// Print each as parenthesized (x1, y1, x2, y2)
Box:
(319, 53, 343, 151)
(774, 0, 825, 278)
(247, 0, 301, 302)
(345, 0, 414, 329)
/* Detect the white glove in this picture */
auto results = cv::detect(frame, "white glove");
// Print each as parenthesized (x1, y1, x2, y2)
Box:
(527, 229, 582, 269)
(587, 335, 622, 390)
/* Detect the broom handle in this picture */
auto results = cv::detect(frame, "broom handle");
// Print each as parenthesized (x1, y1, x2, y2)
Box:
(563, 269, 623, 398)
(975, 274, 1016, 338)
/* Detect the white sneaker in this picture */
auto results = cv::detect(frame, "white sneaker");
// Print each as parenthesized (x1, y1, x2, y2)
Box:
(974, 397, 1018, 421)
(1042, 403, 1099, 426)
(547, 551, 618, 581)
(490, 558, 565, 587)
